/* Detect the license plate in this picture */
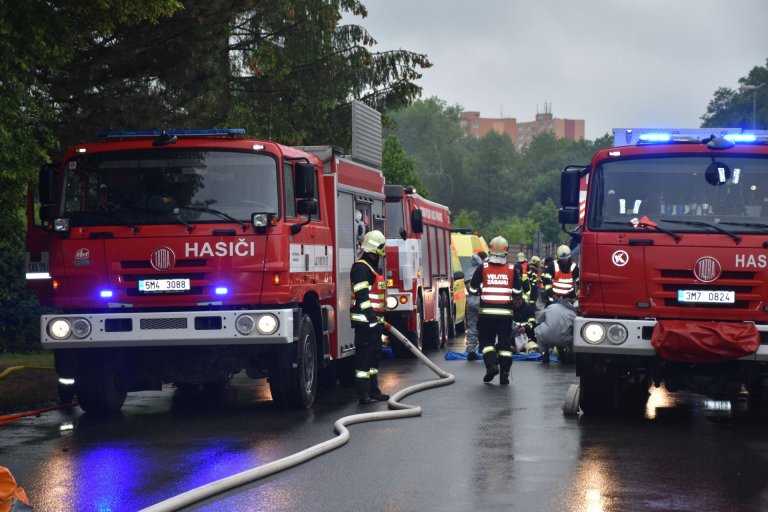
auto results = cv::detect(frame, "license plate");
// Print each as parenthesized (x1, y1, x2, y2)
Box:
(677, 290, 735, 304)
(139, 278, 190, 293)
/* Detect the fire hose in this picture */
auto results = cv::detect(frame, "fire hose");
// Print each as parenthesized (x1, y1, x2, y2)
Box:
(140, 322, 455, 512)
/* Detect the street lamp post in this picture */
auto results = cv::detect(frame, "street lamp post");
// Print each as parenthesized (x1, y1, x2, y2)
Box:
(740, 84, 764, 130)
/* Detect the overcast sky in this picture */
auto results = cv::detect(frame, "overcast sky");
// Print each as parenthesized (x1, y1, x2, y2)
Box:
(345, 1, 768, 141)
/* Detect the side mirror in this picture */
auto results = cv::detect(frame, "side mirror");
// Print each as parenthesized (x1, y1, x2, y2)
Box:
(411, 209, 423, 234)
(297, 198, 318, 216)
(294, 162, 315, 199)
(39, 204, 55, 223)
(454, 270, 465, 281)
(560, 166, 581, 209)
(558, 208, 579, 225)
(39, 163, 58, 205)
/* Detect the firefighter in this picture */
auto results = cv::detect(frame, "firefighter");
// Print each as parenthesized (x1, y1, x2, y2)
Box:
(350, 230, 389, 404)
(510, 289, 538, 353)
(527, 255, 542, 307)
(542, 245, 579, 307)
(464, 251, 487, 360)
(534, 289, 578, 364)
(468, 236, 521, 385)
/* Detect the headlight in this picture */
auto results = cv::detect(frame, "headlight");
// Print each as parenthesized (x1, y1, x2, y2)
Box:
(606, 323, 628, 345)
(582, 322, 605, 344)
(386, 296, 398, 309)
(71, 318, 92, 339)
(49, 319, 72, 340)
(235, 314, 256, 335)
(256, 314, 279, 335)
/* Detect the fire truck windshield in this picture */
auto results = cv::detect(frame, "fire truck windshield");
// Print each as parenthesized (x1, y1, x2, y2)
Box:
(385, 200, 405, 239)
(61, 149, 279, 226)
(589, 155, 768, 233)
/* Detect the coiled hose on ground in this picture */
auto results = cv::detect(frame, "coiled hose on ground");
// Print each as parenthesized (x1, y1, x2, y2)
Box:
(140, 322, 455, 512)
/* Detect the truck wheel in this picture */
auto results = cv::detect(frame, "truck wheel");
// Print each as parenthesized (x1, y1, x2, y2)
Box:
(579, 372, 613, 415)
(446, 291, 456, 340)
(424, 295, 445, 350)
(269, 315, 318, 409)
(76, 360, 127, 414)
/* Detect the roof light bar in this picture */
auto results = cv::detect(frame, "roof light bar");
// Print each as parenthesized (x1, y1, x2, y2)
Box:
(97, 128, 245, 138)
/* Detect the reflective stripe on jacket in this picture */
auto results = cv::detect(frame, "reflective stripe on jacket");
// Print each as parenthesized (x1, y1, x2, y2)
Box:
(350, 259, 386, 325)
(552, 261, 577, 297)
(478, 262, 518, 316)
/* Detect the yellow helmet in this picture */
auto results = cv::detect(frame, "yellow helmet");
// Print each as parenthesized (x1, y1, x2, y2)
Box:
(530, 255, 541, 266)
(488, 236, 509, 257)
(361, 230, 386, 257)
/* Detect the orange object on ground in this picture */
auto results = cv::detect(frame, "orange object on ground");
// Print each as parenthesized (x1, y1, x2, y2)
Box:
(0, 466, 30, 512)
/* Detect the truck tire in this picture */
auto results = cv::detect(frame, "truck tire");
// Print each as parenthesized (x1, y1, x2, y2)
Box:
(269, 315, 318, 410)
(579, 371, 614, 416)
(76, 359, 127, 414)
(424, 294, 446, 350)
(446, 291, 456, 340)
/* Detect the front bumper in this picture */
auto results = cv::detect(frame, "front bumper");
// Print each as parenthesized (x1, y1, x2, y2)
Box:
(41, 308, 296, 349)
(573, 317, 768, 361)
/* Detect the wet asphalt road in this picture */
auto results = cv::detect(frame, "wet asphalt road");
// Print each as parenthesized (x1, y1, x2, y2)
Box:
(4, 335, 768, 511)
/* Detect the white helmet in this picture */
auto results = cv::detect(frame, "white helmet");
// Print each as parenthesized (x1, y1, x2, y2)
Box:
(517, 251, 526, 263)
(488, 236, 509, 257)
(361, 230, 386, 257)
(557, 244, 571, 260)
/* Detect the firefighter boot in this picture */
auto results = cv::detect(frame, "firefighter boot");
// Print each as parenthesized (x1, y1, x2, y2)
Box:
(483, 364, 499, 383)
(499, 360, 512, 385)
(356, 378, 374, 404)
(370, 374, 389, 401)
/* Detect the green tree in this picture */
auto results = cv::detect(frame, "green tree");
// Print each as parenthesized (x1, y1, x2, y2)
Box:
(381, 135, 427, 194)
(47, 0, 432, 150)
(702, 58, 768, 130)
(451, 209, 483, 231)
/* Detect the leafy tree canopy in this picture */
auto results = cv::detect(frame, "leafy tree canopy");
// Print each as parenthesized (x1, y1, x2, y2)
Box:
(702, 58, 768, 130)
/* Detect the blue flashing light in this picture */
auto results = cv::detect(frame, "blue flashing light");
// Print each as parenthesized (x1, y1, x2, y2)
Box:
(97, 128, 245, 138)
(638, 133, 671, 142)
(724, 133, 756, 143)
(214, 287, 229, 296)
(100, 290, 114, 298)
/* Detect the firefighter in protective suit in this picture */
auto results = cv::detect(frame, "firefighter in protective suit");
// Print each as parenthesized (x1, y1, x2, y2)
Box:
(350, 230, 390, 404)
(468, 236, 521, 385)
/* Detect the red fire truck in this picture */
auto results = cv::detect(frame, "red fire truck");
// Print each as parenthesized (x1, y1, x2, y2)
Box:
(383, 185, 453, 357)
(560, 128, 768, 414)
(26, 127, 386, 413)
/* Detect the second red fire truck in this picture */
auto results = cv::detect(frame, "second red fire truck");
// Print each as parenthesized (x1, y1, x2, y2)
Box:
(560, 128, 768, 414)
(383, 185, 454, 357)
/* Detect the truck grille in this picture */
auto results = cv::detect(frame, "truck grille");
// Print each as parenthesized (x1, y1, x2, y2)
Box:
(657, 269, 756, 309)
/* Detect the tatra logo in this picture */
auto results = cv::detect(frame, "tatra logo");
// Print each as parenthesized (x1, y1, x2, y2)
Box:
(693, 256, 721, 283)
(150, 246, 176, 271)
(75, 248, 89, 260)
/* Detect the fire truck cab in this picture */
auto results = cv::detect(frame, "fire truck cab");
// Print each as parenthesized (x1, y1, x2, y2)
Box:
(27, 128, 385, 413)
(560, 128, 768, 414)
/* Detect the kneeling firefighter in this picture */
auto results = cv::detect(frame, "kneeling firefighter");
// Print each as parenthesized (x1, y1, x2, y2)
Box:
(468, 236, 521, 385)
(349, 230, 390, 404)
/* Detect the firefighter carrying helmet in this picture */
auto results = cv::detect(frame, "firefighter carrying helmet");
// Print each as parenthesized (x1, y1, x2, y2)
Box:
(488, 236, 509, 257)
(557, 245, 571, 260)
(361, 230, 386, 257)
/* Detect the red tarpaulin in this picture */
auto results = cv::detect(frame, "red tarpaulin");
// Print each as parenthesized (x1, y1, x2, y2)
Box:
(651, 320, 760, 363)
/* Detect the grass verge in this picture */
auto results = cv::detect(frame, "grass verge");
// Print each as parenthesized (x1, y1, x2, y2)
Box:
(0, 352, 60, 415)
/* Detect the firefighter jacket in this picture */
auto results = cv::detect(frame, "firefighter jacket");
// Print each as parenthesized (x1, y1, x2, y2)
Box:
(512, 301, 537, 333)
(350, 258, 386, 327)
(468, 261, 521, 317)
(552, 260, 579, 297)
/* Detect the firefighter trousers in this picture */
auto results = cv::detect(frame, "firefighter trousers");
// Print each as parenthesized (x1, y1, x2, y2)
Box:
(478, 314, 513, 372)
(353, 323, 383, 398)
